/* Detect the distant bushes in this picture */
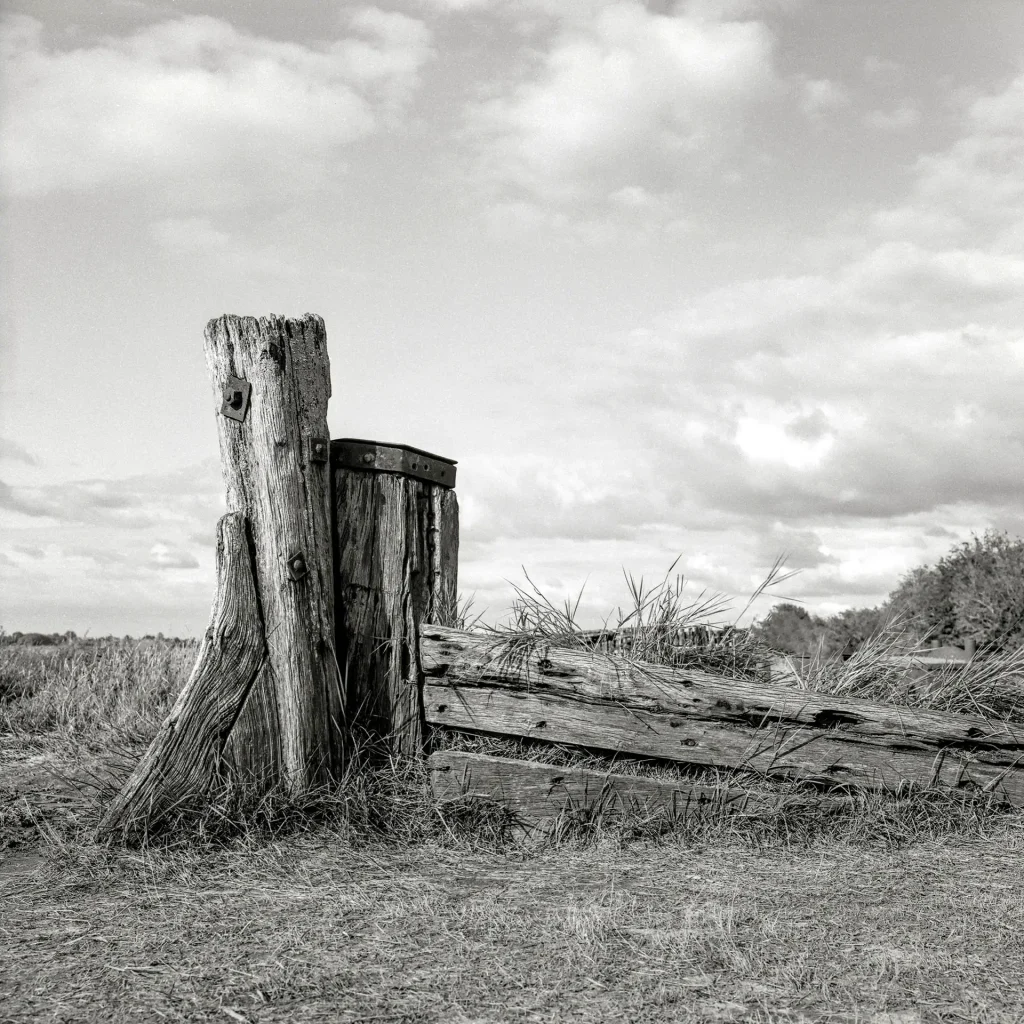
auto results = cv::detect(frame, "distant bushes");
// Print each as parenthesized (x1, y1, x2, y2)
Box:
(756, 530, 1024, 659)
(0, 631, 194, 647)
(753, 602, 893, 659)
(888, 530, 1024, 654)
(1, 631, 76, 647)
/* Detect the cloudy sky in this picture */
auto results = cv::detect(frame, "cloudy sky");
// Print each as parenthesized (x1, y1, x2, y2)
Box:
(2, 0, 1023, 637)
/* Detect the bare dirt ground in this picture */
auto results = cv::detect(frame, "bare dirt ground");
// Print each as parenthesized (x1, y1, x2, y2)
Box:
(0, 738, 85, 879)
(2, 739, 1023, 1024)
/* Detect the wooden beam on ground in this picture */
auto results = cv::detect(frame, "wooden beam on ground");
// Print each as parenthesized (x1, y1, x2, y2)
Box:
(420, 626, 1024, 806)
(429, 751, 855, 828)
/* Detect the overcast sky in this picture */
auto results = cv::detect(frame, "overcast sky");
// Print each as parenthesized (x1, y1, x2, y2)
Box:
(2, 0, 1023, 637)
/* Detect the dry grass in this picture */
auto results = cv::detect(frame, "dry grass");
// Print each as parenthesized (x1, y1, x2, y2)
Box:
(785, 613, 1024, 722)
(3, 817, 1023, 1023)
(469, 556, 788, 686)
(0, 637, 195, 752)
(2, 561, 1023, 854)
(3, 562, 1024, 1021)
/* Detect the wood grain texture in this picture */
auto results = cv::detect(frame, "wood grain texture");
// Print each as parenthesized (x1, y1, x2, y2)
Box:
(334, 467, 458, 757)
(430, 751, 857, 828)
(421, 626, 1024, 805)
(98, 513, 266, 838)
(204, 314, 342, 791)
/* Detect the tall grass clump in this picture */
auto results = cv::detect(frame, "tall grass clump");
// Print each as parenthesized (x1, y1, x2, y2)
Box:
(785, 613, 1024, 723)
(474, 554, 794, 686)
(0, 637, 196, 751)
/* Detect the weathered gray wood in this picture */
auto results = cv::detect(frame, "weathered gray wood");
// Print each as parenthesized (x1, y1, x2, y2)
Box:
(430, 750, 857, 828)
(421, 626, 1024, 805)
(98, 513, 265, 838)
(334, 465, 458, 757)
(205, 314, 342, 792)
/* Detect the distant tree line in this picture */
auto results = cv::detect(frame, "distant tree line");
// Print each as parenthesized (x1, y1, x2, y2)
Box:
(755, 529, 1024, 658)
(753, 603, 892, 660)
(0, 630, 80, 646)
(0, 631, 192, 647)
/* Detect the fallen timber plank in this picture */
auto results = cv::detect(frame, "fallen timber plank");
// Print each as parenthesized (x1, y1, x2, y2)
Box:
(420, 626, 1024, 806)
(430, 750, 858, 828)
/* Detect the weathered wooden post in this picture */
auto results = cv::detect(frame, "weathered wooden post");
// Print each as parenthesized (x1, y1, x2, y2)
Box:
(332, 439, 459, 757)
(100, 314, 342, 839)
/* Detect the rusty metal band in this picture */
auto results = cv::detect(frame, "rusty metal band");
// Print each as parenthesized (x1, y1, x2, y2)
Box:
(331, 438, 457, 489)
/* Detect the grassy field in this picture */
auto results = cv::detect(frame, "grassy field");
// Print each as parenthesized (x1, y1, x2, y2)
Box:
(2, 622, 1024, 1024)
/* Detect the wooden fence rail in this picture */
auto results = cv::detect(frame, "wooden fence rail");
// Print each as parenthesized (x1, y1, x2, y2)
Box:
(420, 625, 1024, 818)
(430, 750, 863, 826)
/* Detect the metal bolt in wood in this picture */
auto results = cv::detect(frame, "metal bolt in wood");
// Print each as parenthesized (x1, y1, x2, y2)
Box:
(220, 374, 251, 422)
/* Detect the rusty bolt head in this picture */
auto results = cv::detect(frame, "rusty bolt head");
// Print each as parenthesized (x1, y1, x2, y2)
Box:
(362, 452, 374, 464)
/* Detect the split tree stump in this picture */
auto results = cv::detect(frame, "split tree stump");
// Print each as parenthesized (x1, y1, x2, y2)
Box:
(100, 314, 342, 839)
(205, 314, 342, 792)
(333, 439, 459, 757)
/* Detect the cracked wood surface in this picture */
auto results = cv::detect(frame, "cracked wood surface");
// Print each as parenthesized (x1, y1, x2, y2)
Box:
(334, 468, 458, 757)
(421, 626, 1024, 805)
(430, 750, 860, 828)
(204, 314, 342, 791)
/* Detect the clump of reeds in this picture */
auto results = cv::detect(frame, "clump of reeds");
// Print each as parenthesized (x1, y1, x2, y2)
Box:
(469, 554, 792, 686)
(431, 580, 485, 632)
(785, 612, 1024, 723)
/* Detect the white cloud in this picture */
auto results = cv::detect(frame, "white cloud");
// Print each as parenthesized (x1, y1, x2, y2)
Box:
(864, 101, 920, 131)
(734, 406, 835, 471)
(0, 437, 38, 465)
(841, 242, 1024, 309)
(0, 460, 222, 633)
(482, 192, 687, 245)
(456, 69, 1024, 620)
(335, 7, 434, 105)
(0, 11, 433, 201)
(412, 0, 492, 10)
(467, 2, 777, 202)
(862, 55, 901, 82)
(0, 459, 223, 529)
(152, 216, 232, 251)
(150, 541, 200, 570)
(150, 216, 302, 277)
(891, 71, 1024, 250)
(968, 73, 1024, 132)
(609, 184, 656, 208)
(798, 76, 849, 121)
(565, 232, 1024, 529)
(867, 205, 965, 246)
